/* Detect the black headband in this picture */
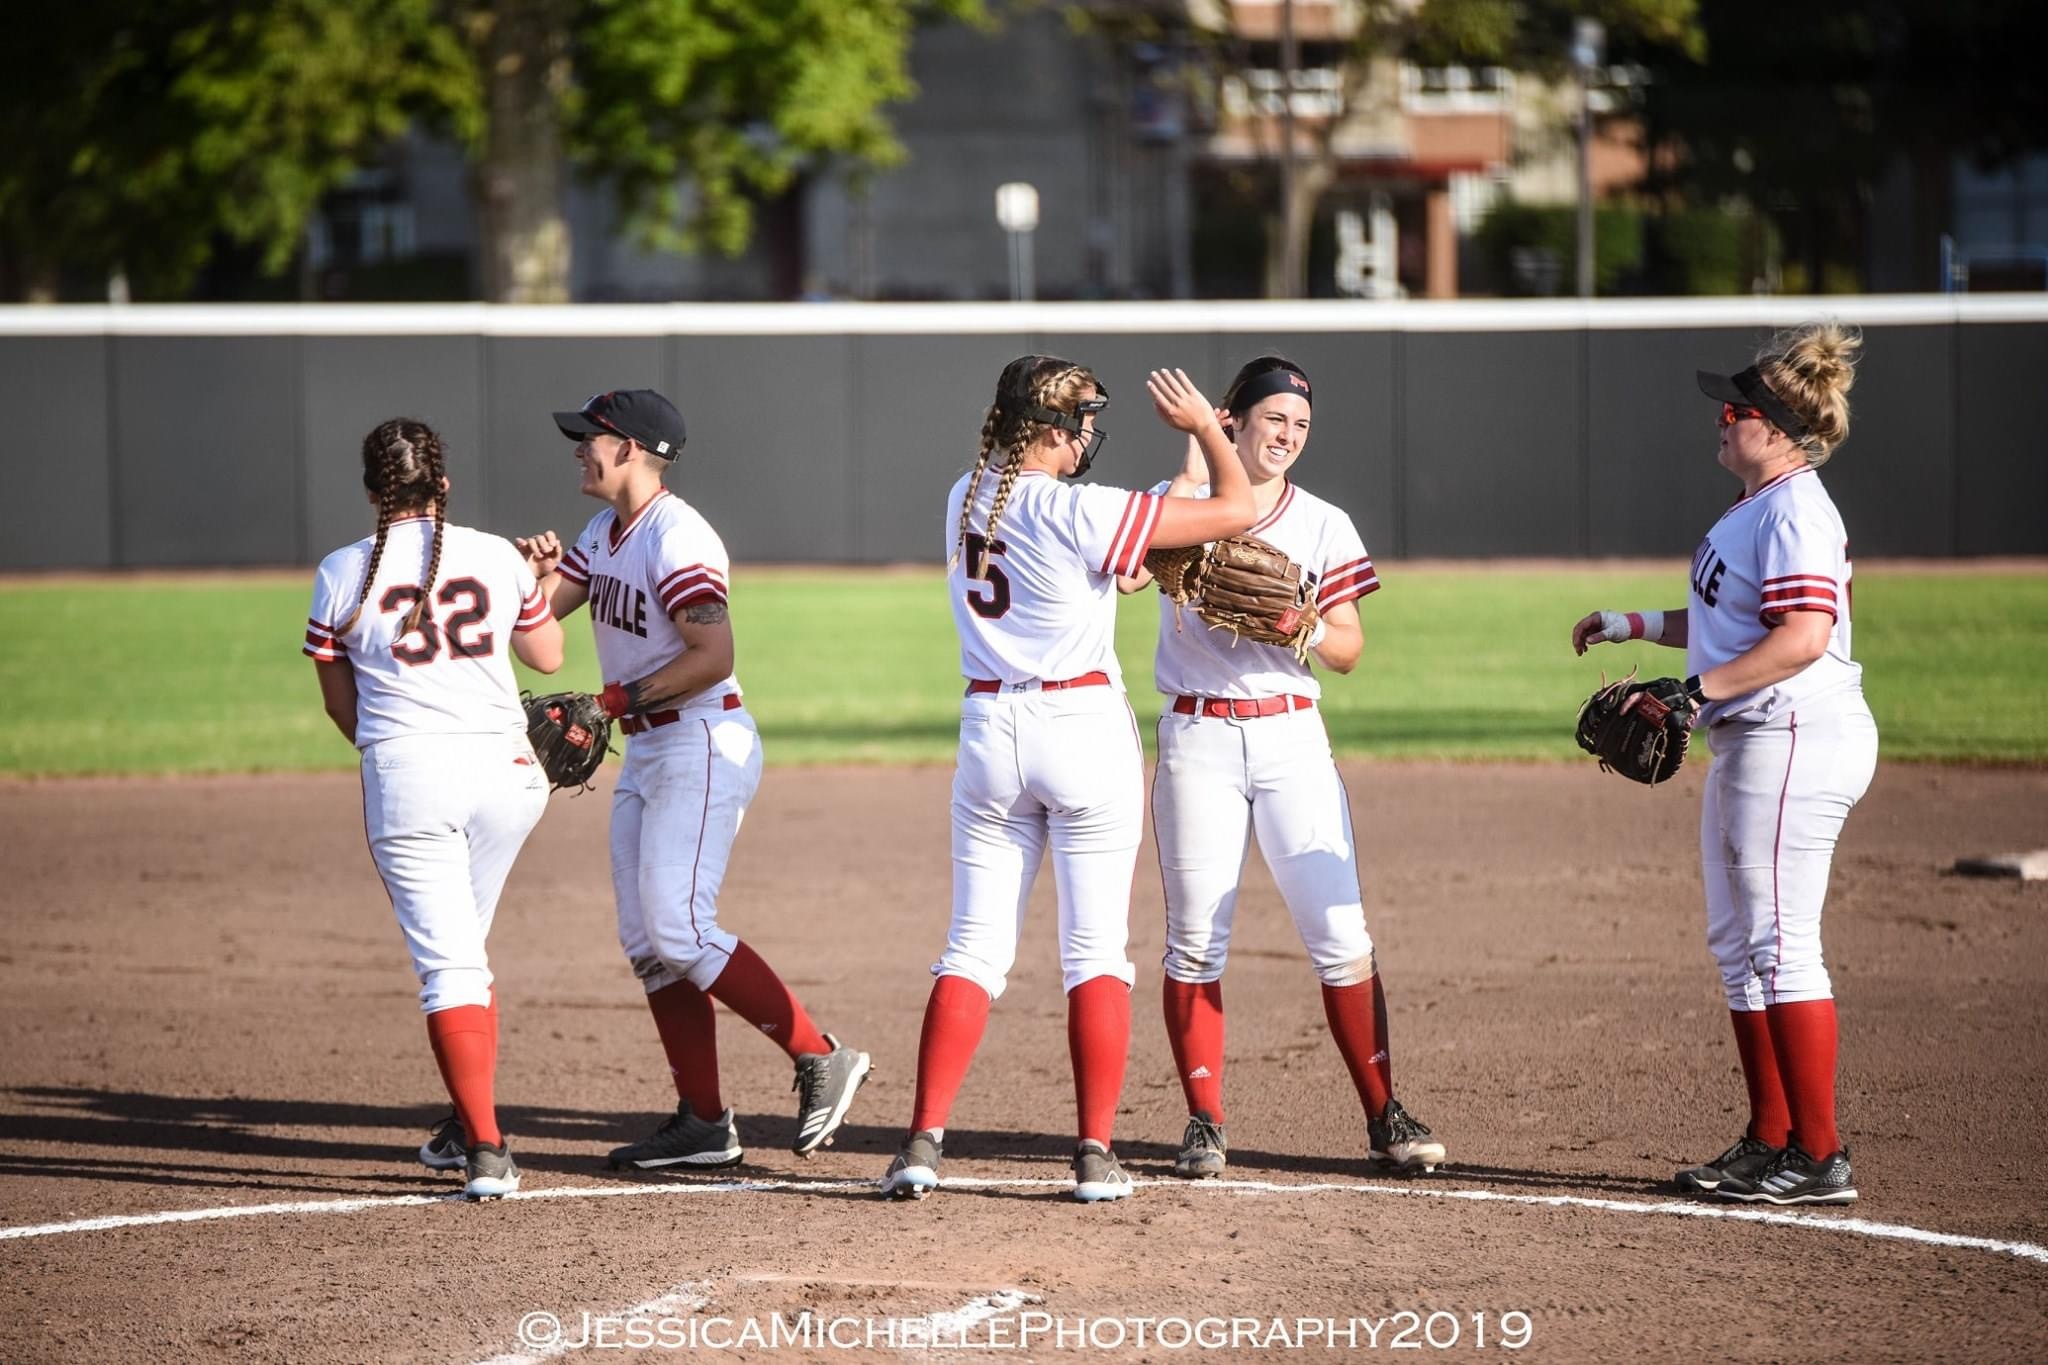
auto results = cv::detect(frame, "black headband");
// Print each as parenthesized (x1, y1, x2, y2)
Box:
(1229, 367, 1313, 415)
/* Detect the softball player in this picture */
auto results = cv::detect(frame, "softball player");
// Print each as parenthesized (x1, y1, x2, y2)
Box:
(878, 359, 1259, 1204)
(308, 418, 564, 1200)
(1122, 356, 1444, 1179)
(518, 388, 870, 1172)
(1573, 323, 1875, 1205)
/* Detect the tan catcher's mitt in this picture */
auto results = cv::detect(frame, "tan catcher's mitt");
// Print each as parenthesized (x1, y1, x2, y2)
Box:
(522, 690, 614, 792)
(1144, 534, 1320, 662)
(1574, 674, 1696, 786)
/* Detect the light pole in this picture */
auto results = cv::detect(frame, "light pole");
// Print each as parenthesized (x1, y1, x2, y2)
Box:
(1278, 0, 1300, 298)
(996, 182, 1039, 302)
(1573, 18, 1605, 299)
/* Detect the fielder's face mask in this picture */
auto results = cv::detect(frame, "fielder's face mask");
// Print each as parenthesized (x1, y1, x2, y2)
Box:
(1027, 396, 1109, 478)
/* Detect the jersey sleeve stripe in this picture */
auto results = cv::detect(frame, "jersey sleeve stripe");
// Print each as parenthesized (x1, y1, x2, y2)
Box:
(556, 554, 591, 586)
(658, 564, 727, 593)
(1317, 562, 1380, 607)
(1101, 492, 1143, 575)
(1105, 493, 1163, 577)
(1762, 573, 1837, 586)
(1761, 585, 1838, 604)
(303, 628, 345, 661)
(1760, 602, 1838, 625)
(661, 576, 730, 611)
(1318, 577, 1382, 610)
(513, 596, 555, 632)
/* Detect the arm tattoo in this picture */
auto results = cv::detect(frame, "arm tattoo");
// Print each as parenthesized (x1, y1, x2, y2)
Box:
(683, 600, 728, 625)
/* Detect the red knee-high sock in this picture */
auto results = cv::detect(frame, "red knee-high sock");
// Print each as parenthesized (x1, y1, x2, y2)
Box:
(426, 1004, 500, 1149)
(705, 941, 830, 1059)
(1069, 975, 1132, 1147)
(646, 981, 724, 1116)
(1728, 1008, 1791, 1147)
(486, 988, 501, 1077)
(1766, 998, 1840, 1157)
(910, 974, 992, 1134)
(1162, 977, 1226, 1123)
(1321, 977, 1394, 1121)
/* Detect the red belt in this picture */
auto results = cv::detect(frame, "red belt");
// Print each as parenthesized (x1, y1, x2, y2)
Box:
(621, 692, 742, 735)
(1172, 694, 1315, 720)
(965, 670, 1112, 696)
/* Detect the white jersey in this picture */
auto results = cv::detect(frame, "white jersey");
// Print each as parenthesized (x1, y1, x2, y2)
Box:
(1149, 479, 1377, 700)
(306, 518, 551, 747)
(1686, 467, 1862, 726)
(557, 489, 739, 699)
(945, 469, 1161, 684)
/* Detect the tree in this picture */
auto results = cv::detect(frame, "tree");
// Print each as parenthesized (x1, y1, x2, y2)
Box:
(1634, 0, 2048, 292)
(0, 0, 474, 301)
(2, 0, 980, 303)
(1195, 0, 1702, 297)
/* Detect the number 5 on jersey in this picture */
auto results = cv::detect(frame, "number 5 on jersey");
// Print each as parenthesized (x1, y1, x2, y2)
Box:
(962, 533, 1011, 619)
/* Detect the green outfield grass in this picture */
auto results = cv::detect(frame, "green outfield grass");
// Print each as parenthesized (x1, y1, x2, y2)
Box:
(1, 566, 2043, 774)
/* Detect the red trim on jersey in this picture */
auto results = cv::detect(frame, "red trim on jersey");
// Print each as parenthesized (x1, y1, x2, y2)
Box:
(607, 488, 671, 553)
(1102, 492, 1163, 577)
(1759, 603, 1838, 626)
(1248, 481, 1296, 534)
(1723, 467, 1814, 514)
(557, 547, 591, 586)
(658, 564, 727, 595)
(513, 591, 555, 633)
(1317, 557, 1380, 609)
(660, 566, 729, 614)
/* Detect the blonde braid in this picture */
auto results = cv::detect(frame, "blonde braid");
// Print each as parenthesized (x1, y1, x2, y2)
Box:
(951, 405, 1003, 572)
(980, 432, 1031, 551)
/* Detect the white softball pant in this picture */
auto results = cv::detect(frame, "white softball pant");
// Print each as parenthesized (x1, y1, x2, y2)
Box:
(1154, 705, 1378, 988)
(1701, 691, 1878, 1009)
(611, 700, 762, 994)
(360, 731, 548, 1013)
(936, 685, 1143, 999)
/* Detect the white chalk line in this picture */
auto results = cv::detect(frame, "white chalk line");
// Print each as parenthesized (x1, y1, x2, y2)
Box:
(2, 1173, 2044, 1268)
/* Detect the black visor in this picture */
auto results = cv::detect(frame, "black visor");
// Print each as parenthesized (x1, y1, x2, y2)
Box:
(1697, 366, 1808, 441)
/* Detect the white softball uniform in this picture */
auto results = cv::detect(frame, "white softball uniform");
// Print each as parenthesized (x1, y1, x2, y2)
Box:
(936, 469, 1161, 998)
(557, 489, 752, 994)
(1148, 481, 1384, 988)
(1686, 468, 1877, 1008)
(306, 518, 553, 1013)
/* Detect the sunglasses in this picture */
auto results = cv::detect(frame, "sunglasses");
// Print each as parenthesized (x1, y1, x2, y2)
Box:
(1719, 402, 1767, 429)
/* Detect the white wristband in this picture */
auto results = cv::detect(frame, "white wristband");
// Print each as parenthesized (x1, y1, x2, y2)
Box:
(1308, 619, 1329, 649)
(1598, 609, 1661, 645)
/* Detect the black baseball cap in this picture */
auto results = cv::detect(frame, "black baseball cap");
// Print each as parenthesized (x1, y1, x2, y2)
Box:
(1695, 365, 1809, 441)
(554, 389, 687, 459)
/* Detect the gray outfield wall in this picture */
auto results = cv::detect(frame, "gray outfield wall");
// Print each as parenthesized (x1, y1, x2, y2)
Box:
(1, 297, 2043, 570)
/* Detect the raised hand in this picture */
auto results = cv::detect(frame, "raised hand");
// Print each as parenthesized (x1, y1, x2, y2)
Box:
(1147, 369, 1224, 436)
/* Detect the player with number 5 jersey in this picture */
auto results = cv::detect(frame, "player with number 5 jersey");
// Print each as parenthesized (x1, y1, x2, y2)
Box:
(307, 418, 566, 1201)
(878, 359, 1259, 1204)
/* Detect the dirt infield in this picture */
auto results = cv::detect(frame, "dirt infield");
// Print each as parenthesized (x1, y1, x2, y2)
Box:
(2, 762, 2044, 1362)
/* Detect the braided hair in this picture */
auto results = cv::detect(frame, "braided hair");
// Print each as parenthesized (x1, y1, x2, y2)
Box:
(953, 355, 1104, 576)
(332, 419, 449, 637)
